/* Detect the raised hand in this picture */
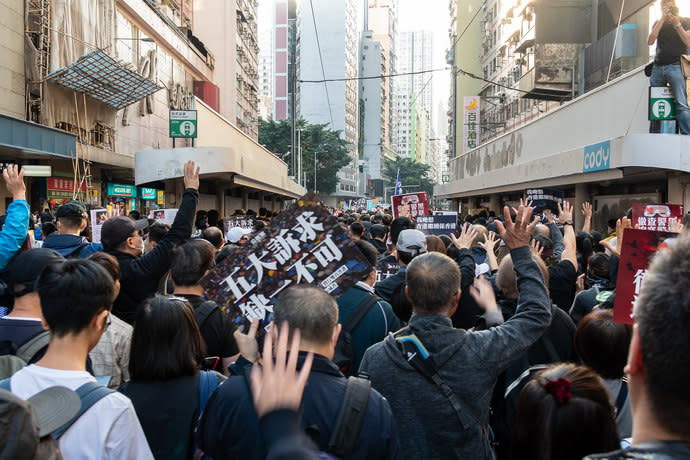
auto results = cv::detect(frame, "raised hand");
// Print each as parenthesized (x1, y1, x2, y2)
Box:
(250, 322, 313, 418)
(233, 318, 260, 363)
(529, 238, 544, 259)
(3, 164, 25, 201)
(451, 223, 478, 250)
(557, 201, 574, 224)
(478, 230, 499, 253)
(496, 204, 538, 250)
(183, 160, 200, 190)
(469, 275, 498, 313)
(581, 202, 593, 219)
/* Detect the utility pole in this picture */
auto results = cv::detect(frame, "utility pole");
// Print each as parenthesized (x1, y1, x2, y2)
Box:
(296, 127, 303, 186)
(314, 151, 317, 192)
(291, 50, 297, 179)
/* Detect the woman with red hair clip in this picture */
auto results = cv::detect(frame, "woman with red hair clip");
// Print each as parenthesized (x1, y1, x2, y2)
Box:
(511, 363, 621, 460)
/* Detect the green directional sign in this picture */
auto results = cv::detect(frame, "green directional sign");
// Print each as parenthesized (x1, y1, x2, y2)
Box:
(649, 87, 675, 121)
(170, 110, 198, 138)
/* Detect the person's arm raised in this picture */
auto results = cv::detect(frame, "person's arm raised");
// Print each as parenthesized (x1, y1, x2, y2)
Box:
(0, 165, 29, 269)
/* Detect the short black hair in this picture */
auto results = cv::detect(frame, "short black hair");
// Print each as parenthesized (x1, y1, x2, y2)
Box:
(202, 226, 224, 249)
(87, 252, 121, 282)
(170, 240, 215, 287)
(207, 209, 220, 226)
(37, 259, 115, 337)
(635, 233, 690, 438)
(353, 239, 377, 267)
(574, 309, 631, 379)
(129, 295, 205, 381)
(148, 222, 170, 243)
(350, 222, 364, 237)
(390, 217, 415, 245)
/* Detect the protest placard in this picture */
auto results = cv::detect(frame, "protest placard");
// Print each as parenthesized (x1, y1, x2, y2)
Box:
(525, 188, 563, 213)
(149, 209, 178, 225)
(416, 214, 458, 236)
(201, 202, 372, 338)
(613, 228, 676, 324)
(631, 203, 684, 232)
(223, 215, 256, 234)
(376, 259, 400, 282)
(392, 192, 429, 219)
(90, 209, 107, 243)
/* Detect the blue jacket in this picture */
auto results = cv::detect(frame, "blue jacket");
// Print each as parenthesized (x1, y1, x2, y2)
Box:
(0, 200, 29, 269)
(42, 233, 103, 258)
(197, 353, 401, 460)
(337, 283, 403, 369)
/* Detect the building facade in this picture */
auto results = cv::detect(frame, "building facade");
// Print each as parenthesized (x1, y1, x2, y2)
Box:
(298, 0, 360, 199)
(396, 30, 433, 162)
(440, 0, 690, 230)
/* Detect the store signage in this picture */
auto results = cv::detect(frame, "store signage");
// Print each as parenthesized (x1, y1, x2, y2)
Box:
(140, 188, 157, 200)
(649, 87, 675, 121)
(169, 110, 197, 138)
(47, 177, 86, 192)
(463, 96, 481, 153)
(156, 190, 165, 205)
(583, 140, 611, 173)
(107, 183, 137, 197)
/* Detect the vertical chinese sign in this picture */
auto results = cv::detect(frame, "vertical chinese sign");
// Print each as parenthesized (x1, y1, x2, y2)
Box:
(613, 229, 675, 324)
(463, 96, 480, 153)
(201, 203, 372, 337)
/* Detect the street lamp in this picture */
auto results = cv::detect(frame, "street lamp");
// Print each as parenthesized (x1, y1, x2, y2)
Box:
(296, 128, 303, 187)
(314, 151, 318, 193)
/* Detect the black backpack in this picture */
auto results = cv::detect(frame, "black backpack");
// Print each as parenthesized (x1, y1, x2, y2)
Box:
(194, 301, 222, 371)
(333, 295, 380, 376)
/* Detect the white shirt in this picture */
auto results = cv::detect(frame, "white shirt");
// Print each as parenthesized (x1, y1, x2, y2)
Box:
(10, 364, 153, 460)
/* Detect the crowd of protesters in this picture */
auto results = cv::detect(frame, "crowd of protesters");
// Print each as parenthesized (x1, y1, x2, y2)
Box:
(0, 161, 689, 460)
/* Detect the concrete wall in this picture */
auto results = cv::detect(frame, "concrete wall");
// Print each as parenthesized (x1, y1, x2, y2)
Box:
(0, 0, 25, 119)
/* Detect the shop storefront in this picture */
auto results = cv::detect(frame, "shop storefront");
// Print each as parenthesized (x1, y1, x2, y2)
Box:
(139, 187, 164, 215)
(106, 183, 137, 215)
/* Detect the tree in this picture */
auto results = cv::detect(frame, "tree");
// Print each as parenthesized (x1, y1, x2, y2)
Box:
(383, 156, 435, 196)
(258, 118, 352, 195)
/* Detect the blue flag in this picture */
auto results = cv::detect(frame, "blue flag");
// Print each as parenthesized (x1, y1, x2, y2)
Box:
(394, 169, 403, 196)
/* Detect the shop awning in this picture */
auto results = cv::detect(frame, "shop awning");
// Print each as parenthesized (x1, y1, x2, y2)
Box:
(0, 113, 76, 159)
(45, 50, 162, 110)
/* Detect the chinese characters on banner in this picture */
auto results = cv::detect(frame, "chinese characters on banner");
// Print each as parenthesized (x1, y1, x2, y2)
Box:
(391, 192, 429, 219)
(613, 229, 675, 324)
(376, 259, 400, 282)
(463, 96, 480, 153)
(525, 188, 564, 214)
(631, 203, 683, 232)
(223, 216, 256, 234)
(201, 204, 372, 338)
(416, 214, 458, 236)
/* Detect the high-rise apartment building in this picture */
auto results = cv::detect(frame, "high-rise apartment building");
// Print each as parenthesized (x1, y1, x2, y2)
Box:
(396, 30, 433, 162)
(299, 0, 360, 198)
(194, 0, 260, 139)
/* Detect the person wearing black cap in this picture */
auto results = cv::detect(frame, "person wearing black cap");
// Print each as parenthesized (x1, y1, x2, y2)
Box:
(0, 249, 65, 365)
(42, 201, 103, 258)
(103, 161, 199, 324)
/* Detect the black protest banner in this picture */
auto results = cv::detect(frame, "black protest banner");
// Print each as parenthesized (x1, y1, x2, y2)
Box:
(202, 202, 372, 338)
(223, 215, 256, 234)
(416, 214, 458, 236)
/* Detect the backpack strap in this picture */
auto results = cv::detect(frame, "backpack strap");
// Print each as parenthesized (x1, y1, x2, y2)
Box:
(394, 329, 478, 429)
(327, 376, 371, 459)
(65, 241, 89, 258)
(16, 331, 50, 364)
(0, 378, 11, 391)
(195, 301, 219, 329)
(52, 381, 114, 439)
(343, 295, 380, 333)
(198, 370, 218, 416)
(615, 379, 628, 415)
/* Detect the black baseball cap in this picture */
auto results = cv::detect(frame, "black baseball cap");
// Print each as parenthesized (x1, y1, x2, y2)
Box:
(9, 249, 65, 297)
(370, 224, 387, 238)
(100, 216, 149, 250)
(56, 201, 88, 220)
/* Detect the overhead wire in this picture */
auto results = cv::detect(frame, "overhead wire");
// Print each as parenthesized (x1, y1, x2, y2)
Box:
(308, 0, 335, 129)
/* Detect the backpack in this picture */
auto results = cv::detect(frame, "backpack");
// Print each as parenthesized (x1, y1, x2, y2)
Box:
(0, 331, 51, 379)
(333, 295, 381, 376)
(194, 370, 219, 460)
(194, 301, 223, 372)
(326, 376, 371, 459)
(0, 379, 114, 439)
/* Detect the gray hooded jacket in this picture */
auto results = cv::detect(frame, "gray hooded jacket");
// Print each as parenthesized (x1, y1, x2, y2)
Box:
(359, 246, 552, 460)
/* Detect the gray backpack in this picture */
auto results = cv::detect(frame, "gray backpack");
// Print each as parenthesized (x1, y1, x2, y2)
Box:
(0, 331, 50, 379)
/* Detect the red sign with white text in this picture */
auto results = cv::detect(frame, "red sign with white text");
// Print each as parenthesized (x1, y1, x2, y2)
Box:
(613, 229, 676, 324)
(47, 177, 86, 193)
(631, 203, 683, 232)
(392, 192, 429, 219)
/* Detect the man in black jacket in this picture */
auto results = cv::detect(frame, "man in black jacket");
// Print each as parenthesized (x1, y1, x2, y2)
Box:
(197, 285, 401, 460)
(102, 160, 199, 323)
